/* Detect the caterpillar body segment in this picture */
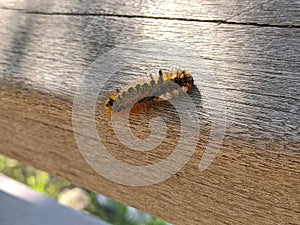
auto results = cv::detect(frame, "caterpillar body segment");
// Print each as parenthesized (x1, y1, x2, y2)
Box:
(105, 68, 194, 115)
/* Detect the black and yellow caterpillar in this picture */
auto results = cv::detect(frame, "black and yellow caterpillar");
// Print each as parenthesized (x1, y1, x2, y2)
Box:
(105, 68, 194, 114)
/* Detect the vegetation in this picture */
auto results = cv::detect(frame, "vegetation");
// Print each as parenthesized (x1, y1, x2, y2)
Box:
(0, 154, 170, 225)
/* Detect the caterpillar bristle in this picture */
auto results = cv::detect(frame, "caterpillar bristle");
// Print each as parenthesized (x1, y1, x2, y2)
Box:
(105, 68, 194, 115)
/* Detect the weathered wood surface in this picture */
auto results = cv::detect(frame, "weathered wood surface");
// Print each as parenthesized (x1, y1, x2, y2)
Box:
(0, 0, 299, 26)
(0, 1, 299, 225)
(0, 174, 110, 225)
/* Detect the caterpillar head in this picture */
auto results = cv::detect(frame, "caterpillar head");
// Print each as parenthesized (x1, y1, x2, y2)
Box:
(173, 70, 194, 92)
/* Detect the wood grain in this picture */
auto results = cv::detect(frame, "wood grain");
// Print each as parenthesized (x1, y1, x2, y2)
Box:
(0, 0, 299, 26)
(0, 2, 299, 225)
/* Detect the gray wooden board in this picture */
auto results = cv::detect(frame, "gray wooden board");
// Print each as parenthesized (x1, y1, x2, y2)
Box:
(0, 0, 299, 26)
(0, 10, 299, 150)
(0, 4, 299, 225)
(0, 174, 110, 225)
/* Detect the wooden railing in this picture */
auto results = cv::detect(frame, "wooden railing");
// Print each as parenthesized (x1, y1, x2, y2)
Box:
(0, 1, 299, 224)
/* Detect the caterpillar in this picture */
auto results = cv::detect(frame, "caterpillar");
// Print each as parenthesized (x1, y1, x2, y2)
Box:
(105, 68, 194, 114)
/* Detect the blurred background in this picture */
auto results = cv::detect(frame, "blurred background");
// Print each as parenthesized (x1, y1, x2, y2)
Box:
(0, 154, 170, 225)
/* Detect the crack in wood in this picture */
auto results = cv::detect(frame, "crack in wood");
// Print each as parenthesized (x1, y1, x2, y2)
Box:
(1, 7, 299, 29)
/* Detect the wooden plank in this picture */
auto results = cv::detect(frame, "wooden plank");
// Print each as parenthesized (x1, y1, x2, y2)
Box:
(0, 0, 299, 26)
(0, 174, 110, 225)
(0, 8, 299, 225)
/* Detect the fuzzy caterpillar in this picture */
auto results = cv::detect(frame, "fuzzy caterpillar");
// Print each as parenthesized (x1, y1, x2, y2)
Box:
(105, 68, 194, 114)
